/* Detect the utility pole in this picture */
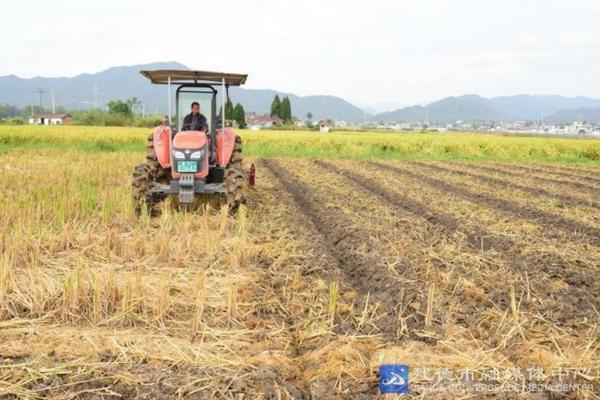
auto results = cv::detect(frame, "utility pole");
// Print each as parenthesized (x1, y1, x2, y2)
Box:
(142, 103, 145, 118)
(52, 91, 56, 114)
(36, 88, 45, 114)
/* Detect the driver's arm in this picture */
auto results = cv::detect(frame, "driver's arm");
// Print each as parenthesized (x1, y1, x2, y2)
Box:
(199, 114, 209, 132)
(181, 114, 191, 131)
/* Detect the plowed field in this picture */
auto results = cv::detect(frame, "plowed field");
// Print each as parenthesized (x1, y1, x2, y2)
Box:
(0, 127, 599, 399)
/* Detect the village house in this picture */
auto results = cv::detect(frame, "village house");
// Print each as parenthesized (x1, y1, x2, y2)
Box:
(318, 120, 331, 133)
(28, 113, 72, 125)
(245, 114, 284, 130)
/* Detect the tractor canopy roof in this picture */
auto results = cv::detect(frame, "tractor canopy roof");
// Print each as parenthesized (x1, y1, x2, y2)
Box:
(140, 70, 247, 86)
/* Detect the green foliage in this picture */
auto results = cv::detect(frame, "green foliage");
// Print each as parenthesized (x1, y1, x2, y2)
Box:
(233, 103, 246, 128)
(280, 96, 292, 123)
(126, 97, 140, 113)
(271, 95, 281, 118)
(0, 104, 19, 118)
(217, 99, 235, 123)
(70, 109, 162, 127)
(8, 118, 24, 125)
(107, 100, 132, 115)
(306, 112, 313, 121)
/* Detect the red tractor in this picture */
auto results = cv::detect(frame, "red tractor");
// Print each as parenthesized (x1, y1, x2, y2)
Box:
(132, 70, 247, 216)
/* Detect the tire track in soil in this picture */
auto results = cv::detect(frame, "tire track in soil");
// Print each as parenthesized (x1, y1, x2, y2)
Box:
(241, 179, 354, 399)
(489, 162, 600, 186)
(459, 163, 600, 195)
(371, 162, 600, 247)
(410, 161, 600, 209)
(315, 160, 598, 325)
(261, 159, 433, 343)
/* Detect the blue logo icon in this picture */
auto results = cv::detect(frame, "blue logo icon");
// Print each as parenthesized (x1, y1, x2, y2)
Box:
(379, 364, 409, 394)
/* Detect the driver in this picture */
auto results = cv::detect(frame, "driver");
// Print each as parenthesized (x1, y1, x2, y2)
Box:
(182, 102, 208, 132)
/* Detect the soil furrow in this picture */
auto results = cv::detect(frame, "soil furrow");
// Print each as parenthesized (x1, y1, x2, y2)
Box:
(316, 160, 598, 324)
(371, 161, 600, 246)
(462, 163, 600, 194)
(262, 159, 431, 342)
(411, 161, 600, 209)
(489, 162, 600, 185)
(313, 159, 514, 253)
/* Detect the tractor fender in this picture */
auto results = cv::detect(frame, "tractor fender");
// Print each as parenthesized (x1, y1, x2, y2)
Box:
(215, 127, 237, 167)
(153, 125, 172, 168)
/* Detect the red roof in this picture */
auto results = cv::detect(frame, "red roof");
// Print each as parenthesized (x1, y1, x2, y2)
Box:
(249, 115, 284, 124)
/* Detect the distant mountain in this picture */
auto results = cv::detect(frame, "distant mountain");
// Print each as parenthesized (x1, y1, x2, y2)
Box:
(374, 95, 509, 123)
(0, 61, 186, 115)
(545, 108, 600, 123)
(489, 95, 600, 120)
(228, 87, 368, 122)
(372, 94, 600, 123)
(0, 62, 368, 123)
(3, 63, 598, 124)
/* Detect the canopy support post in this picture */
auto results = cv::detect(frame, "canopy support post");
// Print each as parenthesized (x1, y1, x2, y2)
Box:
(168, 76, 173, 169)
(221, 78, 226, 129)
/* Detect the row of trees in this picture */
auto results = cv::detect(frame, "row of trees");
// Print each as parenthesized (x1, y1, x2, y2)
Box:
(218, 100, 246, 128)
(270, 95, 292, 123)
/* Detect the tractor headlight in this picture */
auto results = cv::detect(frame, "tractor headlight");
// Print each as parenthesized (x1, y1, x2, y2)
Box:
(173, 150, 185, 159)
(190, 149, 205, 160)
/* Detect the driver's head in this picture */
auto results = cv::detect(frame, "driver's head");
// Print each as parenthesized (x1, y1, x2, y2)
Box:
(191, 102, 200, 116)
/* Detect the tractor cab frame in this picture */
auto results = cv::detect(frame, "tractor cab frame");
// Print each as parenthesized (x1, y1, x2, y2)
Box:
(140, 69, 248, 168)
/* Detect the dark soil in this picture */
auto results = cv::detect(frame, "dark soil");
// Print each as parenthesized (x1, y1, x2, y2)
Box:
(488, 162, 600, 186)
(371, 162, 600, 246)
(320, 160, 599, 325)
(411, 161, 600, 209)
(262, 159, 434, 342)
(459, 163, 600, 195)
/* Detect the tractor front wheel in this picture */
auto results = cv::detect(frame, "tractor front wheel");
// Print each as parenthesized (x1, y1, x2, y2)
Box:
(132, 163, 165, 217)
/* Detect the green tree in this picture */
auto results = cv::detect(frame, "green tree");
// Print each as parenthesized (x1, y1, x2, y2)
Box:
(0, 104, 19, 118)
(218, 99, 235, 120)
(126, 97, 140, 113)
(107, 100, 132, 115)
(233, 103, 246, 128)
(280, 96, 292, 123)
(270, 95, 281, 118)
(306, 112, 313, 121)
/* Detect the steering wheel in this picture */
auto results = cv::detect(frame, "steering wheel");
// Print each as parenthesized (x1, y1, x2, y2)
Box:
(181, 122, 207, 133)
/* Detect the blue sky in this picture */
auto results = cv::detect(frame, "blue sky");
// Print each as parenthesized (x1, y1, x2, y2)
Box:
(2, 0, 599, 110)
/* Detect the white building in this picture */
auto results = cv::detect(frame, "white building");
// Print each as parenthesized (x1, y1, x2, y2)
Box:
(318, 120, 331, 133)
(28, 114, 71, 125)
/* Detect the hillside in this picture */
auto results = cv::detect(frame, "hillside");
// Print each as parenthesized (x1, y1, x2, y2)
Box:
(373, 94, 600, 123)
(545, 107, 600, 123)
(0, 62, 368, 123)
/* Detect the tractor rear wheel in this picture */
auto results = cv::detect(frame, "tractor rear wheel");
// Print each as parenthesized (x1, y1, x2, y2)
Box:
(224, 136, 245, 213)
(132, 163, 165, 217)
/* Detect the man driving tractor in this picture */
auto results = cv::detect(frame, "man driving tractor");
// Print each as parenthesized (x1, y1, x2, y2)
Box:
(182, 101, 208, 131)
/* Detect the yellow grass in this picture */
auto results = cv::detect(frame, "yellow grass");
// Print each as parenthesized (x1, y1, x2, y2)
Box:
(0, 126, 598, 398)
